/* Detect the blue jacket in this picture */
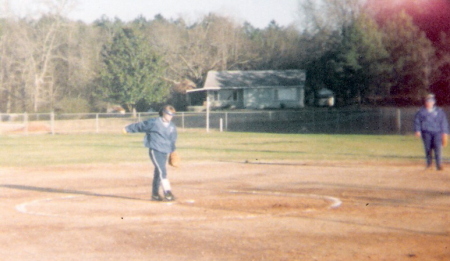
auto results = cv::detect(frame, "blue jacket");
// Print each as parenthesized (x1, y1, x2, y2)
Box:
(414, 107, 449, 134)
(125, 117, 177, 153)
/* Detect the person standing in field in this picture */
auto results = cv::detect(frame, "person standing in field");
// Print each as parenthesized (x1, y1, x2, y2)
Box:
(414, 94, 449, 170)
(123, 105, 177, 201)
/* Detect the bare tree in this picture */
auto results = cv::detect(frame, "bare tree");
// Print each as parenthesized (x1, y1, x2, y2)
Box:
(299, 0, 361, 34)
(145, 14, 257, 86)
(297, 0, 362, 60)
(0, 0, 77, 112)
(0, 18, 34, 112)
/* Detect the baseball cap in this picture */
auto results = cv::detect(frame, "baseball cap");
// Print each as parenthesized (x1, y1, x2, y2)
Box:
(164, 110, 175, 116)
(425, 94, 436, 102)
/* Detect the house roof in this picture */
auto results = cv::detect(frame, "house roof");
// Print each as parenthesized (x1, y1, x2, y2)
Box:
(187, 70, 306, 93)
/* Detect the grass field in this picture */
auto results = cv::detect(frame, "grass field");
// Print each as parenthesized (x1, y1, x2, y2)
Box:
(0, 131, 434, 167)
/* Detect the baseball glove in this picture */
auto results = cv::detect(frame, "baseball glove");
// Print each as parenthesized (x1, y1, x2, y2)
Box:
(443, 134, 448, 147)
(169, 151, 180, 167)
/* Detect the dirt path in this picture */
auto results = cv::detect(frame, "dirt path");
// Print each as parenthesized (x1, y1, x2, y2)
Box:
(0, 161, 449, 260)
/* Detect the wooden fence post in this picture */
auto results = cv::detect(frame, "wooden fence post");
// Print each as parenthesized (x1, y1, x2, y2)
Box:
(24, 113, 28, 135)
(396, 109, 401, 134)
(51, 112, 55, 135)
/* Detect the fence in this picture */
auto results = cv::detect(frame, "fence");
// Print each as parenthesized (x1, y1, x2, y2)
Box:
(0, 107, 441, 135)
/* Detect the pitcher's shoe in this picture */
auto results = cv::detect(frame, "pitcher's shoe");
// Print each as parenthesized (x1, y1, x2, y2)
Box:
(164, 191, 175, 201)
(151, 194, 163, 201)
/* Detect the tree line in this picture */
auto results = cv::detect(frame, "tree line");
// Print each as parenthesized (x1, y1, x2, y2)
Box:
(0, 0, 449, 113)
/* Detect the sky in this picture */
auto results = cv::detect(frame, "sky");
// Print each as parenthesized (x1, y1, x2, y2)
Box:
(7, 0, 300, 28)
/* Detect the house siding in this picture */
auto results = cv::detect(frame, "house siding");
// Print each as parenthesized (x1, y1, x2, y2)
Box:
(244, 87, 304, 109)
(207, 90, 244, 109)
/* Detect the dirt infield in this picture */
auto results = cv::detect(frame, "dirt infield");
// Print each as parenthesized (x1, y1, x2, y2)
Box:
(0, 161, 449, 260)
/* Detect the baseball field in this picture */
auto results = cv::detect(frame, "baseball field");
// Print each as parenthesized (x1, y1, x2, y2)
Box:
(0, 131, 449, 260)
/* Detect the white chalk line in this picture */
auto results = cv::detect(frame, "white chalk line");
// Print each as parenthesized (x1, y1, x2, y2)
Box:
(15, 195, 178, 218)
(15, 196, 79, 217)
(14, 195, 259, 221)
(228, 190, 342, 210)
(14, 190, 341, 220)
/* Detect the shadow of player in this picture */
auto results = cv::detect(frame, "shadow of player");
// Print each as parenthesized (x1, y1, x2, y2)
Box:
(1, 184, 148, 201)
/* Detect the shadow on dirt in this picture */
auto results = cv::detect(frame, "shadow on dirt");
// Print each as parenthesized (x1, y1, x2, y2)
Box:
(1, 184, 147, 201)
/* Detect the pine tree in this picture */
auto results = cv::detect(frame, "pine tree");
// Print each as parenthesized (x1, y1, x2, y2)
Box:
(333, 13, 391, 104)
(98, 27, 170, 114)
(382, 11, 436, 102)
(307, 13, 391, 105)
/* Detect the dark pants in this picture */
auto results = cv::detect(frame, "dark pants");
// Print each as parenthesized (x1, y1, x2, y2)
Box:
(421, 132, 443, 168)
(149, 149, 169, 195)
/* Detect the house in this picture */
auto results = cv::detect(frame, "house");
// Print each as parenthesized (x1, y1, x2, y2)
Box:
(186, 70, 306, 110)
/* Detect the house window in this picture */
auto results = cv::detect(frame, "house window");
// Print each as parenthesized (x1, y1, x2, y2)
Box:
(221, 90, 240, 101)
(275, 88, 297, 101)
(213, 92, 219, 101)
